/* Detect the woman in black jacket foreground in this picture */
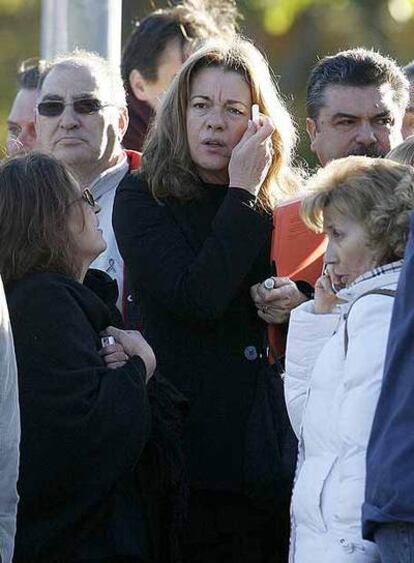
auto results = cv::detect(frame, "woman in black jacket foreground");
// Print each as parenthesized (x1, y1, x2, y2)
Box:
(114, 38, 304, 562)
(0, 153, 159, 563)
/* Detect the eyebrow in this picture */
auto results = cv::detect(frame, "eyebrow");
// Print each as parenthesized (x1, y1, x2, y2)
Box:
(190, 94, 249, 108)
(331, 110, 391, 121)
(40, 93, 97, 101)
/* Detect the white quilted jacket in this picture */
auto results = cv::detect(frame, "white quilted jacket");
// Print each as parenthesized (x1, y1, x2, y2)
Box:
(285, 268, 400, 563)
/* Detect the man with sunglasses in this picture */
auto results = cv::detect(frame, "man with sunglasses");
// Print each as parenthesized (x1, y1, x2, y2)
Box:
(36, 50, 141, 325)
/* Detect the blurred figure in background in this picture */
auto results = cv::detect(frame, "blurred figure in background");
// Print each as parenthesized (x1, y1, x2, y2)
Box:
(285, 156, 414, 562)
(306, 48, 408, 166)
(7, 58, 45, 155)
(402, 59, 414, 138)
(0, 275, 20, 563)
(36, 51, 140, 324)
(114, 37, 300, 563)
(121, 0, 240, 151)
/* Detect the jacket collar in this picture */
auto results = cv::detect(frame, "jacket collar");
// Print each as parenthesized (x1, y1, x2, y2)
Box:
(89, 153, 129, 200)
(336, 262, 402, 304)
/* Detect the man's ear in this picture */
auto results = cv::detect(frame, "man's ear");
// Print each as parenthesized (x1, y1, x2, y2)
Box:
(306, 117, 318, 153)
(118, 106, 129, 141)
(129, 69, 150, 103)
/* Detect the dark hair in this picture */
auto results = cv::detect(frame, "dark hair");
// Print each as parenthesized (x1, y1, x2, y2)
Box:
(121, 0, 240, 86)
(307, 48, 408, 120)
(404, 59, 414, 80)
(0, 152, 82, 286)
(16, 58, 45, 90)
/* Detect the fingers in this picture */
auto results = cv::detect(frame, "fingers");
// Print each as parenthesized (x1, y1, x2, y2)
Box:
(257, 279, 296, 303)
(315, 274, 335, 295)
(105, 360, 128, 370)
(99, 342, 124, 356)
(257, 307, 290, 324)
(254, 113, 275, 140)
(102, 325, 122, 338)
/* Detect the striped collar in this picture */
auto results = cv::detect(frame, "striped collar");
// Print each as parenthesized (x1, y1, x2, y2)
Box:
(348, 260, 403, 288)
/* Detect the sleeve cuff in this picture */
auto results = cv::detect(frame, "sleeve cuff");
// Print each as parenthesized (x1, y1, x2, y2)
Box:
(128, 355, 148, 383)
(227, 187, 258, 208)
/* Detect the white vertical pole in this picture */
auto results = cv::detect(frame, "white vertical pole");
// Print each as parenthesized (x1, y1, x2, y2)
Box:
(40, 0, 122, 65)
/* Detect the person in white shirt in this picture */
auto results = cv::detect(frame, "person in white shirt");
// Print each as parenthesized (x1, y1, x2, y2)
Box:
(0, 275, 20, 563)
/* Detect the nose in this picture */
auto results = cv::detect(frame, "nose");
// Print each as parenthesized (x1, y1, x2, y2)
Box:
(324, 240, 337, 265)
(355, 122, 376, 145)
(59, 103, 80, 130)
(206, 107, 225, 131)
(19, 124, 37, 151)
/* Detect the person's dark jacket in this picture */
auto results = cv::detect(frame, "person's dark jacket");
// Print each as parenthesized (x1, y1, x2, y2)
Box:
(363, 213, 414, 540)
(113, 173, 296, 513)
(7, 271, 152, 562)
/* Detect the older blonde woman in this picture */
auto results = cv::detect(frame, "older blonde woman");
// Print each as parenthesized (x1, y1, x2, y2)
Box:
(114, 37, 302, 562)
(284, 156, 414, 563)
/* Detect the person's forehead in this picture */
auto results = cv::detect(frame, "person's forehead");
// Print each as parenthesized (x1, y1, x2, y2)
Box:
(8, 88, 37, 123)
(321, 83, 399, 117)
(190, 67, 251, 103)
(40, 63, 108, 100)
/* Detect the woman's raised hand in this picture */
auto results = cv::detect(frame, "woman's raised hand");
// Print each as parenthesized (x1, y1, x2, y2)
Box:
(228, 113, 275, 197)
(101, 326, 156, 381)
(314, 274, 339, 314)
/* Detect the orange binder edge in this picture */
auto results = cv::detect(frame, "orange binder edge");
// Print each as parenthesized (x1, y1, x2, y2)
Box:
(268, 197, 327, 361)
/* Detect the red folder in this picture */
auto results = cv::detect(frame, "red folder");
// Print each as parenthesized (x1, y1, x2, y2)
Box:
(268, 197, 327, 360)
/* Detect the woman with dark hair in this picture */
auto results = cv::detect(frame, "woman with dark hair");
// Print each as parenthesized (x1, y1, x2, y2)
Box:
(0, 152, 157, 562)
(114, 38, 303, 562)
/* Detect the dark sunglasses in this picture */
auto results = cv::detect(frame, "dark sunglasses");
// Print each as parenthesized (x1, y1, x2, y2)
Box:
(37, 98, 111, 117)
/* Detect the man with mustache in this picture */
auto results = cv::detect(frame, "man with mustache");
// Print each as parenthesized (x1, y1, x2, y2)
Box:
(306, 48, 408, 166)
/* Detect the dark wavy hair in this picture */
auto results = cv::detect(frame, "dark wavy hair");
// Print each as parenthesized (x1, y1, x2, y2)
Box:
(121, 0, 240, 87)
(307, 48, 408, 121)
(0, 152, 82, 286)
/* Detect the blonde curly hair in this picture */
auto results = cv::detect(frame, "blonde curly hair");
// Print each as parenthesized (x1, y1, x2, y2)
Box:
(301, 155, 414, 263)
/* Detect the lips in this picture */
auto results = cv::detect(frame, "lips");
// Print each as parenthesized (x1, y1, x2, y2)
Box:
(56, 137, 84, 144)
(202, 139, 225, 147)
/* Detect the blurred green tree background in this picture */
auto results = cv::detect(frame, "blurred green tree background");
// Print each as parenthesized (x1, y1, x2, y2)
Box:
(2, 0, 414, 164)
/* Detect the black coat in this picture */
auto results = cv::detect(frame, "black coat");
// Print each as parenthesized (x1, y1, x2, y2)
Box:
(113, 174, 296, 508)
(7, 271, 152, 562)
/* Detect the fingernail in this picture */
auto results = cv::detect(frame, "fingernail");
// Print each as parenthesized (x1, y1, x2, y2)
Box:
(247, 119, 252, 128)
